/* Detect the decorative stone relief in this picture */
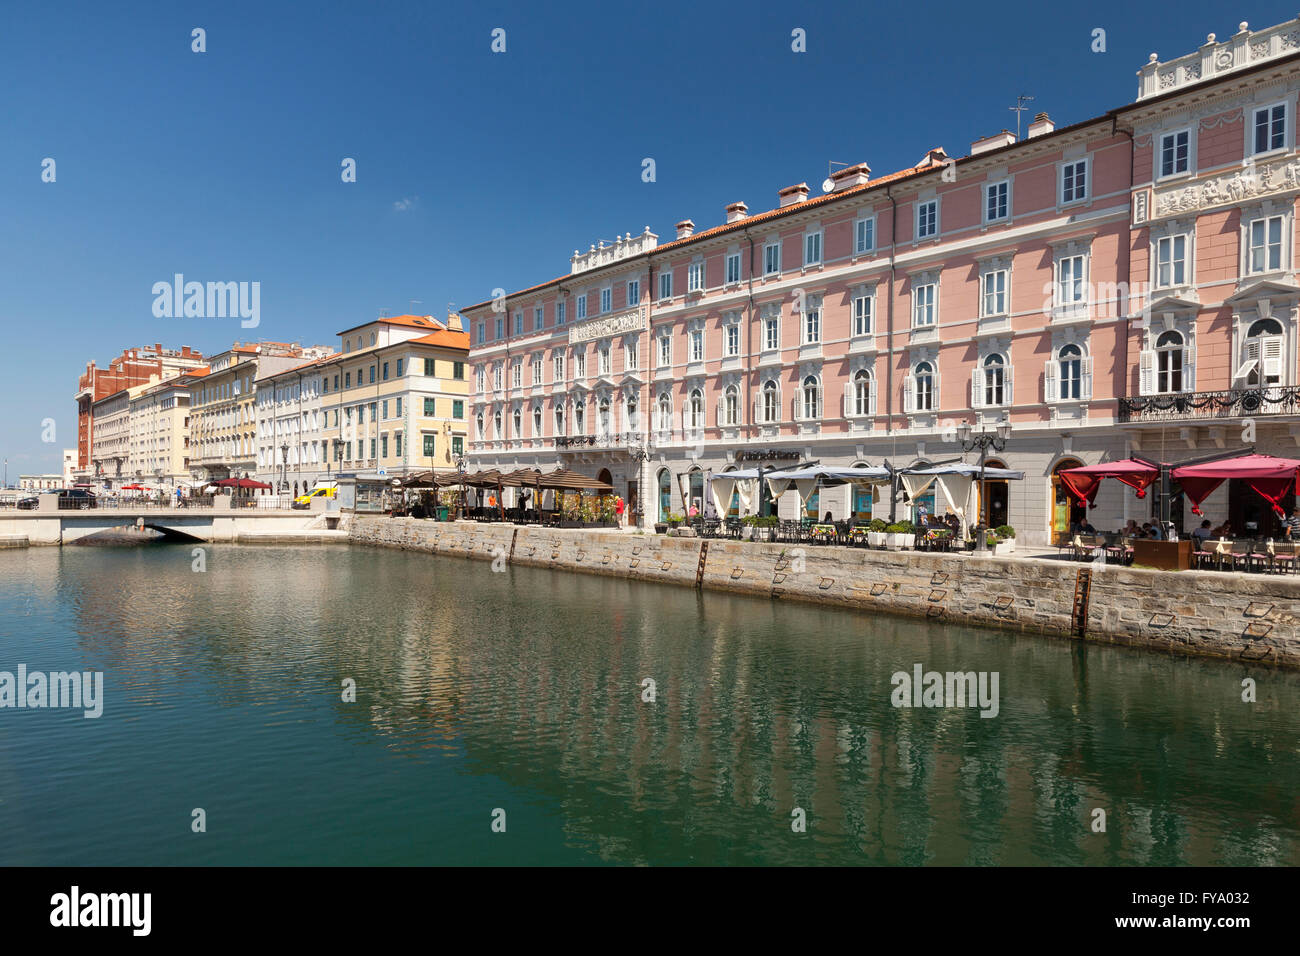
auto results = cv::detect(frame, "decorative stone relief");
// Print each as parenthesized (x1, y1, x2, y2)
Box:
(1154, 155, 1300, 218)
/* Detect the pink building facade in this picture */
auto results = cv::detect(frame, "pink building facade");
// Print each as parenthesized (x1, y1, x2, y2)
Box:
(465, 16, 1300, 545)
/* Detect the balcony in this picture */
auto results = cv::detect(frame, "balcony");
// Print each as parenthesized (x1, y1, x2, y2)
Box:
(556, 431, 643, 450)
(1119, 386, 1300, 423)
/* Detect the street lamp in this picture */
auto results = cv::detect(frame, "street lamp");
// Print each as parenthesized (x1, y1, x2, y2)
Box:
(628, 441, 651, 527)
(957, 420, 1012, 549)
(280, 442, 289, 494)
(455, 454, 468, 519)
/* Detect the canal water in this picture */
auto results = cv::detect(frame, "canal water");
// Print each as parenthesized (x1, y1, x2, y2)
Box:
(0, 544, 1296, 866)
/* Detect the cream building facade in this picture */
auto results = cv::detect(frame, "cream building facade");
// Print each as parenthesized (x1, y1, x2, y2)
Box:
(128, 368, 207, 490)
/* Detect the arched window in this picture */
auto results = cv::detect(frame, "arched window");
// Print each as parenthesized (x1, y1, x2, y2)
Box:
(493, 410, 502, 438)
(657, 468, 672, 523)
(533, 405, 542, 436)
(1155, 330, 1184, 393)
(512, 407, 521, 437)
(657, 393, 672, 432)
(852, 368, 874, 416)
(914, 362, 934, 412)
(476, 412, 484, 440)
(598, 398, 611, 437)
(1058, 345, 1082, 400)
(574, 401, 585, 435)
(724, 384, 739, 426)
(1236, 317, 1285, 387)
(554, 405, 565, 436)
(801, 375, 821, 420)
(689, 388, 704, 429)
(626, 397, 638, 431)
(984, 353, 1005, 407)
(762, 380, 779, 423)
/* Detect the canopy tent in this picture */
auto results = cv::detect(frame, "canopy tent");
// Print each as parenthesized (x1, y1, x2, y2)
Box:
(214, 477, 272, 490)
(1057, 459, 1161, 507)
(1171, 453, 1300, 517)
(763, 465, 892, 515)
(898, 463, 1024, 528)
(707, 468, 765, 519)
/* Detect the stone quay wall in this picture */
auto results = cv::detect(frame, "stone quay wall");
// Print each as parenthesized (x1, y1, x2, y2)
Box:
(350, 518, 1300, 669)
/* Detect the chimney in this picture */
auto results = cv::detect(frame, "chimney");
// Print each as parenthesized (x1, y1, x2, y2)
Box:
(675, 219, 695, 239)
(446, 312, 464, 332)
(971, 130, 1015, 155)
(778, 183, 810, 207)
(725, 201, 748, 223)
(829, 162, 871, 192)
(918, 147, 950, 168)
(1027, 111, 1055, 137)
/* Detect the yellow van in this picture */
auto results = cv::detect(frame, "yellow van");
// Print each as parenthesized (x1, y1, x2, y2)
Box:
(294, 485, 337, 507)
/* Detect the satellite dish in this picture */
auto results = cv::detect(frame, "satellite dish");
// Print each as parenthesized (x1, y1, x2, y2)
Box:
(821, 178, 835, 193)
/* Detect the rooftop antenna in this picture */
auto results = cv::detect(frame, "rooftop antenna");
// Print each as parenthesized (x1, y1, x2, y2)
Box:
(379, 309, 389, 317)
(1009, 94, 1035, 139)
(822, 160, 850, 193)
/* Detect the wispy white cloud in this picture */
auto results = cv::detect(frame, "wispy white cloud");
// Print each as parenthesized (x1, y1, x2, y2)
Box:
(392, 196, 419, 212)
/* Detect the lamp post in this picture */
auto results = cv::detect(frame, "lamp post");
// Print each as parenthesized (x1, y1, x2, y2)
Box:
(628, 441, 650, 528)
(455, 454, 467, 519)
(280, 442, 289, 494)
(956, 420, 1012, 549)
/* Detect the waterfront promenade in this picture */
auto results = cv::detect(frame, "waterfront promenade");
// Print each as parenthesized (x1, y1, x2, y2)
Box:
(351, 517, 1300, 670)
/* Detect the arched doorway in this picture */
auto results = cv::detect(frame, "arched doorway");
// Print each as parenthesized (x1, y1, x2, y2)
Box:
(908, 459, 936, 526)
(657, 468, 671, 523)
(850, 461, 874, 521)
(981, 458, 1009, 530)
(722, 465, 740, 517)
(1050, 457, 1085, 546)
(688, 467, 704, 517)
(597, 468, 612, 487)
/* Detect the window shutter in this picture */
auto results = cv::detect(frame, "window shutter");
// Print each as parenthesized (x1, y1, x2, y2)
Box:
(681, 407, 688, 433)
(1235, 338, 1262, 381)
(932, 371, 941, 412)
(1262, 336, 1284, 379)
(843, 382, 852, 418)
(792, 395, 801, 422)
(1005, 364, 1014, 405)
(753, 398, 760, 424)
(903, 375, 915, 413)
(1081, 356, 1094, 400)
(1044, 360, 1058, 403)
(869, 378, 878, 416)
(1183, 346, 1196, 392)
(716, 395, 724, 425)
(1139, 350, 1155, 396)
(971, 367, 985, 408)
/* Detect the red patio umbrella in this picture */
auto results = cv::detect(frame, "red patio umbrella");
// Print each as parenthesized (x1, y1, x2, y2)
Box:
(120, 483, 149, 491)
(1058, 459, 1162, 507)
(214, 477, 273, 490)
(1171, 453, 1300, 517)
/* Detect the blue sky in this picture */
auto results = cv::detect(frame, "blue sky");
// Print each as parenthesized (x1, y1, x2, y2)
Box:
(2, 0, 1295, 475)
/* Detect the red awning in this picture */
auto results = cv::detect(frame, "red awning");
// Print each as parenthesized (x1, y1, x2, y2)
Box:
(1171, 453, 1300, 517)
(214, 477, 273, 490)
(1058, 459, 1161, 507)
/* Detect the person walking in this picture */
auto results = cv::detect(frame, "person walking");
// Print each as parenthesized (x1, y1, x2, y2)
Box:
(1285, 508, 1300, 539)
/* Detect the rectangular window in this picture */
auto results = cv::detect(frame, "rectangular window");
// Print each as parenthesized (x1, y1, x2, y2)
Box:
(381, 435, 388, 458)
(423, 434, 436, 457)
(395, 397, 401, 417)
(659, 271, 673, 300)
(369, 438, 376, 459)
(627, 280, 640, 306)
(395, 433, 402, 457)
(344, 372, 351, 388)
(423, 358, 435, 376)
(396, 359, 403, 377)
(764, 315, 779, 350)
(1155, 235, 1187, 287)
(725, 253, 741, 284)
(423, 397, 436, 415)
(1061, 160, 1088, 203)
(451, 436, 462, 457)
(1254, 104, 1287, 154)
(804, 231, 823, 266)
(689, 329, 703, 362)
(916, 200, 937, 238)
(381, 399, 389, 420)
(512, 361, 521, 387)
(986, 181, 1009, 221)
(531, 356, 542, 383)
(576, 295, 587, 319)
(495, 317, 504, 339)
(476, 322, 484, 344)
(599, 347, 610, 374)
(556, 301, 566, 325)
(725, 324, 740, 356)
(452, 399, 464, 419)
(803, 305, 821, 344)
(855, 217, 875, 254)
(575, 352, 585, 378)
(659, 336, 671, 367)
(913, 283, 936, 326)
(554, 354, 564, 380)
(453, 361, 464, 380)
(1249, 216, 1284, 273)
(688, 262, 705, 292)
(382, 362, 389, 380)
(514, 312, 523, 335)
(982, 270, 1007, 315)
(764, 242, 781, 275)
(1159, 130, 1190, 177)
(534, 307, 543, 330)
(625, 340, 637, 370)
(600, 288, 612, 313)
(852, 294, 873, 335)
(1058, 255, 1086, 304)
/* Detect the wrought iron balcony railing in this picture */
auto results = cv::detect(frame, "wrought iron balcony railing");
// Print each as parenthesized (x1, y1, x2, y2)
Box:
(1118, 386, 1300, 423)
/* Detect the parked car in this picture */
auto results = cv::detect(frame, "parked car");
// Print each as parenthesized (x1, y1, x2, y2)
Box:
(54, 488, 97, 509)
(293, 485, 337, 509)
(16, 495, 39, 510)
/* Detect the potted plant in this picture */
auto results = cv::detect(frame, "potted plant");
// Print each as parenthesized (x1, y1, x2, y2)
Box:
(666, 512, 688, 535)
(866, 517, 889, 549)
(993, 524, 1016, 555)
(654, 520, 668, 534)
(884, 520, 915, 551)
(743, 514, 778, 541)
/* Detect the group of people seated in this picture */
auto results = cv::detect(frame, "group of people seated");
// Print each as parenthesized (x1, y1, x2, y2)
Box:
(1075, 508, 1300, 544)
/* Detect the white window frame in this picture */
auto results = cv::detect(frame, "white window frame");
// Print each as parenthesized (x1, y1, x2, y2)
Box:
(916, 199, 938, 239)
(1247, 214, 1287, 275)
(763, 311, 780, 351)
(553, 353, 564, 382)
(658, 334, 672, 369)
(852, 291, 874, 336)
(1057, 255, 1088, 307)
(854, 216, 875, 255)
(984, 180, 1010, 223)
(1250, 101, 1289, 157)
(600, 287, 612, 314)
(724, 321, 740, 357)
(627, 279, 640, 307)
(1154, 233, 1189, 289)
(658, 270, 673, 301)
(687, 261, 705, 293)
(689, 328, 704, 363)
(846, 368, 877, 418)
(725, 252, 741, 285)
(1157, 127, 1192, 180)
(555, 300, 566, 325)
(575, 294, 587, 320)
(802, 299, 821, 344)
(533, 306, 543, 331)
(981, 268, 1008, 317)
(1060, 159, 1089, 205)
(912, 282, 936, 328)
(764, 241, 781, 276)
(804, 230, 823, 268)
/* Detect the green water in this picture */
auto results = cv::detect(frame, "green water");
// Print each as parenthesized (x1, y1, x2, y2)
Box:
(0, 544, 1296, 865)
